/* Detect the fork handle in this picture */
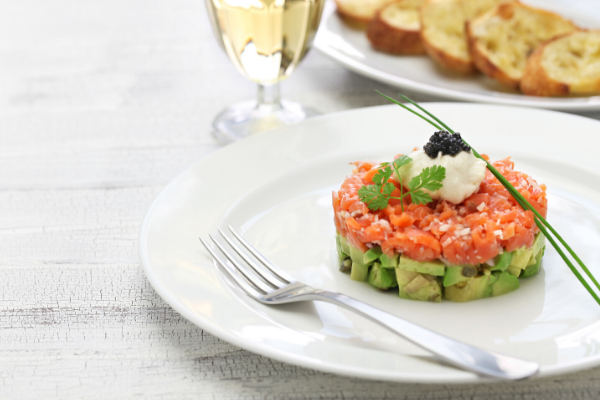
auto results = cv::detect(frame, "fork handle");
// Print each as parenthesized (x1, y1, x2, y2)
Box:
(308, 290, 539, 380)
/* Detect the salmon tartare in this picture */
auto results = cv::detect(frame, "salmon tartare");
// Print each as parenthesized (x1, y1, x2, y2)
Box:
(333, 138, 547, 302)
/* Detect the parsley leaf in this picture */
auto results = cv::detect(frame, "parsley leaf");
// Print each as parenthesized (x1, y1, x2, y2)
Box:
(382, 182, 395, 196)
(392, 155, 412, 170)
(407, 165, 446, 205)
(408, 190, 433, 205)
(358, 183, 394, 211)
(371, 164, 393, 186)
(408, 165, 445, 191)
(357, 159, 446, 211)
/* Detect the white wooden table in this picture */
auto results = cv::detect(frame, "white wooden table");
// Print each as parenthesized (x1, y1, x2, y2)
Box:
(2, 1, 600, 398)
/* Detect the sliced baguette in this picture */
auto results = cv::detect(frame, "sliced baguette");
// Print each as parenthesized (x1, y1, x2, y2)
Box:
(467, 1, 578, 89)
(335, 0, 396, 28)
(521, 30, 600, 96)
(420, 0, 504, 73)
(367, 0, 425, 54)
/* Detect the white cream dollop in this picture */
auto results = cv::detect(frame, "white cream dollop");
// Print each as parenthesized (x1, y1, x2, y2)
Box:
(397, 149, 487, 204)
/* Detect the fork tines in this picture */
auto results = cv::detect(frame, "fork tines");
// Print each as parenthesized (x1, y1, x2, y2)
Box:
(199, 226, 293, 298)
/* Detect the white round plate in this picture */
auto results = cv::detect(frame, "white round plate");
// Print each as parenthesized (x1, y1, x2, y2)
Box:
(140, 104, 600, 383)
(313, 0, 600, 111)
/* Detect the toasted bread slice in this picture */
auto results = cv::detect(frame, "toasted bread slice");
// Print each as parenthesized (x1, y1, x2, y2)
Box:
(521, 30, 600, 96)
(467, 1, 578, 89)
(336, 0, 396, 28)
(367, 0, 425, 54)
(420, 0, 504, 73)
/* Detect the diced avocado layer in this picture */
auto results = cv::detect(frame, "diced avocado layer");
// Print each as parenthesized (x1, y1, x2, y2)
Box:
(368, 262, 398, 290)
(490, 251, 512, 272)
(380, 252, 399, 268)
(396, 269, 442, 302)
(511, 248, 533, 269)
(363, 247, 383, 264)
(399, 255, 445, 276)
(522, 246, 545, 278)
(350, 261, 370, 282)
(445, 275, 495, 302)
(335, 235, 349, 264)
(531, 233, 546, 259)
(492, 271, 519, 296)
(349, 245, 366, 266)
(338, 235, 350, 255)
(336, 232, 545, 302)
(443, 265, 477, 287)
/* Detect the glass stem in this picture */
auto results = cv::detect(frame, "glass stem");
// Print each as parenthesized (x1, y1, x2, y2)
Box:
(257, 82, 282, 112)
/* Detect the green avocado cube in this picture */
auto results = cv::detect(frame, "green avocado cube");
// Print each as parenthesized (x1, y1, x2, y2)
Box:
(338, 251, 349, 265)
(526, 234, 546, 266)
(511, 247, 533, 269)
(367, 262, 397, 290)
(490, 251, 513, 272)
(491, 271, 520, 296)
(348, 245, 366, 265)
(522, 246, 545, 278)
(443, 265, 477, 287)
(532, 233, 545, 258)
(335, 235, 349, 264)
(398, 255, 445, 276)
(338, 235, 350, 255)
(444, 275, 495, 302)
(350, 261, 370, 282)
(380, 252, 399, 269)
(404, 282, 442, 303)
(363, 247, 383, 264)
(396, 268, 418, 288)
(396, 268, 442, 302)
(506, 266, 522, 277)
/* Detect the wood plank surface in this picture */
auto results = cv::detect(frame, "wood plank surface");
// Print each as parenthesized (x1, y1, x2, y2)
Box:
(2, 0, 600, 398)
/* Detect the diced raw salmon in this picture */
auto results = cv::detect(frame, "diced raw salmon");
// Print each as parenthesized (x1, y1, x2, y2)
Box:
(333, 157, 547, 265)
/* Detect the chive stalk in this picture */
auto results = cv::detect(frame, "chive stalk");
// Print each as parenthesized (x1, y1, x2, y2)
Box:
(378, 91, 600, 305)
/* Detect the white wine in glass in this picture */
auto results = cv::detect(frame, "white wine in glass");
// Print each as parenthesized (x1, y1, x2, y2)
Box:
(206, 0, 325, 143)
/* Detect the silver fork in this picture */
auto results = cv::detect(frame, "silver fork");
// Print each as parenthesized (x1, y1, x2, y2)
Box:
(200, 226, 539, 380)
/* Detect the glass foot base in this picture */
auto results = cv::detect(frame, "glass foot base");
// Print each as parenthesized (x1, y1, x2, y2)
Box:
(211, 100, 319, 144)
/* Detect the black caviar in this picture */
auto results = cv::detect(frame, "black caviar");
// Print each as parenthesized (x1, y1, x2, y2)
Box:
(423, 131, 471, 158)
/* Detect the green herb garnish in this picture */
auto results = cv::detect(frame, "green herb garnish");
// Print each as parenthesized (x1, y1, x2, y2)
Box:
(377, 90, 600, 306)
(357, 156, 445, 212)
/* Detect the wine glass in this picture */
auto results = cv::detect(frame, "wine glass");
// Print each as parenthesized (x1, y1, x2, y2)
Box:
(205, 0, 325, 144)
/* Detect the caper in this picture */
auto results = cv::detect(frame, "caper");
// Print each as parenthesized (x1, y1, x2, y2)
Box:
(339, 258, 352, 273)
(461, 265, 478, 277)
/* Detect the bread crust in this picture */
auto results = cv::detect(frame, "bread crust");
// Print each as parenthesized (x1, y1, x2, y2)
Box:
(419, 0, 504, 74)
(520, 37, 569, 96)
(335, 9, 370, 29)
(467, 1, 578, 90)
(367, 3, 425, 55)
(420, 0, 473, 73)
(422, 31, 476, 72)
(466, 16, 519, 88)
(421, 34, 476, 73)
(335, 0, 394, 28)
(521, 31, 600, 96)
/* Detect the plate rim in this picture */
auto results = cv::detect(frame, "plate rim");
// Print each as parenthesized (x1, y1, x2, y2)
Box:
(312, 1, 600, 112)
(139, 103, 600, 383)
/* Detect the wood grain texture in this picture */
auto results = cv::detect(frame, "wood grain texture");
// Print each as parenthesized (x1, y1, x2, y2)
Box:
(1, 0, 600, 398)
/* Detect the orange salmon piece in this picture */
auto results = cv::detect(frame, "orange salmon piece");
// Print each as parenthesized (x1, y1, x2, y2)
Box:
(465, 193, 490, 212)
(390, 212, 415, 228)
